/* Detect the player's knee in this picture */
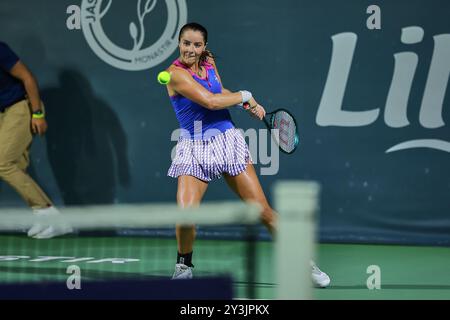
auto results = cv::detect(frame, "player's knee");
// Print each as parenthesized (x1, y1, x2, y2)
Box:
(176, 224, 196, 233)
(177, 192, 202, 208)
(178, 200, 201, 209)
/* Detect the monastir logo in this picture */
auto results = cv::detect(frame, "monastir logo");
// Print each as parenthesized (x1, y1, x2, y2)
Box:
(80, 0, 187, 71)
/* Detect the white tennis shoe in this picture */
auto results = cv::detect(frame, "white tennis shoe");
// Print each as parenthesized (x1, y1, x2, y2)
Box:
(311, 260, 331, 288)
(170, 261, 330, 287)
(32, 224, 74, 239)
(172, 263, 193, 280)
(28, 206, 73, 239)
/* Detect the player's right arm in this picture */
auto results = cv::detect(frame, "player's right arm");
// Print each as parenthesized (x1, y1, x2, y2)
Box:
(168, 66, 244, 110)
(206, 57, 265, 119)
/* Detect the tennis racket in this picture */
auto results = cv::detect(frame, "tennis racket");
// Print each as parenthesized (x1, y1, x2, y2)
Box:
(262, 108, 300, 154)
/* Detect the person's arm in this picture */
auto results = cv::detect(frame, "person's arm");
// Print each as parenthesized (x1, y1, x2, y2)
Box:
(169, 67, 249, 110)
(9, 61, 48, 135)
(208, 58, 266, 120)
(10, 61, 41, 112)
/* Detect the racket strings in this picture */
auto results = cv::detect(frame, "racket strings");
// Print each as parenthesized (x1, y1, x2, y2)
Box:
(271, 111, 298, 153)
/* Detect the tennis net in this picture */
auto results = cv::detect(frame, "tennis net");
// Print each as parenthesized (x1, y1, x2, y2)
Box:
(0, 202, 262, 299)
(0, 181, 320, 300)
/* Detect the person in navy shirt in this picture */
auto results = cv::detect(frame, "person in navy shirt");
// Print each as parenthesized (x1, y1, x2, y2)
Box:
(0, 41, 71, 239)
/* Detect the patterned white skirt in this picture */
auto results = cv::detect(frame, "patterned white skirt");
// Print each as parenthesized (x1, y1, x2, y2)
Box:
(168, 128, 251, 182)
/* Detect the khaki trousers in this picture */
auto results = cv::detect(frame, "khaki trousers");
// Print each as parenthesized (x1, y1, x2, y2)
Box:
(0, 99, 52, 209)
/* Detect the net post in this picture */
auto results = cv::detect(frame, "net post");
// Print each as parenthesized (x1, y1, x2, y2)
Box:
(274, 180, 320, 300)
(245, 223, 258, 300)
(242, 202, 261, 300)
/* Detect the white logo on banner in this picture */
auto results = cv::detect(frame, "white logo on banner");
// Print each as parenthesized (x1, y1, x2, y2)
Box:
(317, 26, 450, 153)
(80, 0, 187, 71)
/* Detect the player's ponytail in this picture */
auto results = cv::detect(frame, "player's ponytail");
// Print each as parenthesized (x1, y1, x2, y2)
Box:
(200, 49, 214, 65)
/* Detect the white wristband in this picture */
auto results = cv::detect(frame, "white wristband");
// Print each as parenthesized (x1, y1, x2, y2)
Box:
(240, 90, 252, 104)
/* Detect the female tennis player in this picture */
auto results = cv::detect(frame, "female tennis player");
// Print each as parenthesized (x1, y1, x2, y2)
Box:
(165, 22, 330, 288)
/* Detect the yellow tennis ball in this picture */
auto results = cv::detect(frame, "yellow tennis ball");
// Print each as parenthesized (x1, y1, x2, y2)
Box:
(157, 71, 171, 85)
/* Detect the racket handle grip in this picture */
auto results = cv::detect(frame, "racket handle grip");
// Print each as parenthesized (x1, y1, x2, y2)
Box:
(237, 102, 251, 110)
(242, 102, 258, 110)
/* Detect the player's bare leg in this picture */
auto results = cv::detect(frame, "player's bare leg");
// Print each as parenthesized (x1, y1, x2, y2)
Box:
(224, 163, 331, 288)
(172, 175, 208, 279)
(224, 163, 276, 235)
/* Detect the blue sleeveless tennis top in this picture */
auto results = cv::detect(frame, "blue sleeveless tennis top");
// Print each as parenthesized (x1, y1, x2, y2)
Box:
(169, 59, 234, 140)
